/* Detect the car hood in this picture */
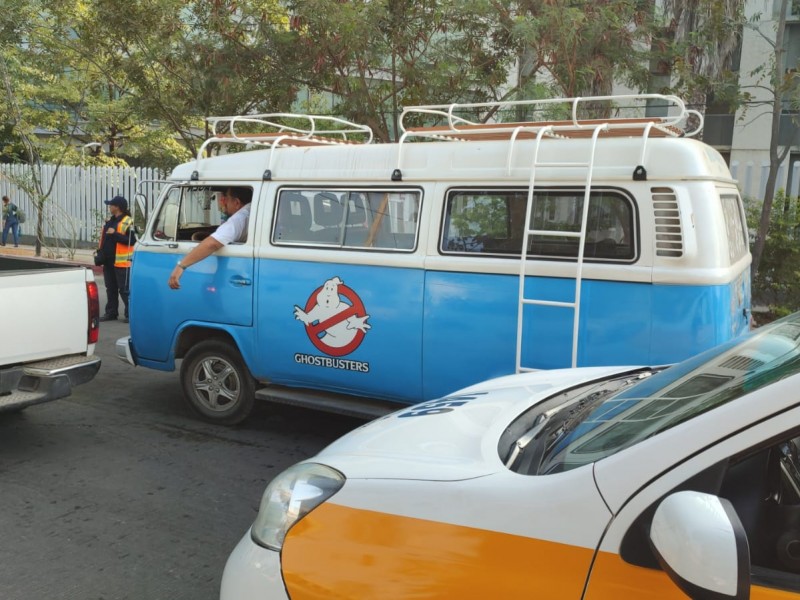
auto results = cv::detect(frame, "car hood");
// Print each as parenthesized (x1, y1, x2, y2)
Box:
(315, 366, 636, 482)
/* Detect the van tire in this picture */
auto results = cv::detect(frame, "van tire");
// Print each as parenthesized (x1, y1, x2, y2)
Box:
(180, 341, 255, 425)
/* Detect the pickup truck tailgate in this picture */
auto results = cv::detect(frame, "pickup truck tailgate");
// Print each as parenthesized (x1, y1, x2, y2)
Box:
(0, 266, 93, 363)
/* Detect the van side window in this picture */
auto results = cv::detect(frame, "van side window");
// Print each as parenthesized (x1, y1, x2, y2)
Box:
(442, 188, 636, 262)
(150, 186, 252, 243)
(272, 189, 420, 251)
(152, 186, 181, 241)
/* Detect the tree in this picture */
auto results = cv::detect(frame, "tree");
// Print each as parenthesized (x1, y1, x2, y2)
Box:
(746, 0, 797, 279)
(0, 0, 90, 256)
(284, 0, 515, 140)
(75, 0, 296, 156)
(659, 0, 746, 133)
(493, 0, 654, 105)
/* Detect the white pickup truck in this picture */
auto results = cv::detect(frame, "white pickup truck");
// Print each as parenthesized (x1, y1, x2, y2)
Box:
(0, 256, 101, 412)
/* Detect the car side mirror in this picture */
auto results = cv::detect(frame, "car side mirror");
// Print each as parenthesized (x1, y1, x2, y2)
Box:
(649, 491, 750, 600)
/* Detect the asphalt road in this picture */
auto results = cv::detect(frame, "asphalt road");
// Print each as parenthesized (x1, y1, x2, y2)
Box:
(0, 297, 364, 599)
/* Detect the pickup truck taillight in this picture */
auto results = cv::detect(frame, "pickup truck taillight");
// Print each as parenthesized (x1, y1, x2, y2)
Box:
(87, 281, 100, 344)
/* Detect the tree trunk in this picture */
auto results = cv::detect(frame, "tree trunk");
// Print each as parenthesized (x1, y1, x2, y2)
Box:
(751, 0, 790, 280)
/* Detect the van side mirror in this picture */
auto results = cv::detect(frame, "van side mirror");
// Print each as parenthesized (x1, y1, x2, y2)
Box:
(649, 491, 750, 600)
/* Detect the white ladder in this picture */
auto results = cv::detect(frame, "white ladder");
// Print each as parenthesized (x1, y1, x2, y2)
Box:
(514, 123, 607, 373)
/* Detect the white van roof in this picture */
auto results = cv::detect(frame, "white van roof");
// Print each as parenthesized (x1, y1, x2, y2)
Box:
(171, 94, 734, 185)
(172, 136, 732, 185)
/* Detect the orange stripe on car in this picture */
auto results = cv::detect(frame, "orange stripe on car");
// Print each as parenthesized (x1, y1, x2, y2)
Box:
(282, 502, 595, 599)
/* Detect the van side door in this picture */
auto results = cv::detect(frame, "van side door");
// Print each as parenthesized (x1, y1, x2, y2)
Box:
(253, 187, 424, 403)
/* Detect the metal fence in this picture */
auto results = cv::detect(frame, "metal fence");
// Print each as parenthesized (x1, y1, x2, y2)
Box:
(731, 160, 800, 201)
(0, 164, 166, 247)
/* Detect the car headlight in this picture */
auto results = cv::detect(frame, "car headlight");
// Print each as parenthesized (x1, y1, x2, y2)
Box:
(251, 462, 345, 551)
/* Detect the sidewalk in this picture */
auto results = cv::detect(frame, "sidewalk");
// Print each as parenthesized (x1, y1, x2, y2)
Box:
(0, 242, 101, 274)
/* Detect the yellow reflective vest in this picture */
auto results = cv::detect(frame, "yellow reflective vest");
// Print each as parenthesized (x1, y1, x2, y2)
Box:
(114, 215, 134, 268)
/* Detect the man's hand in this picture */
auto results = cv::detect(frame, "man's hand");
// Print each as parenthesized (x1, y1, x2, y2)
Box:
(106, 227, 115, 234)
(168, 265, 183, 289)
(165, 237, 222, 290)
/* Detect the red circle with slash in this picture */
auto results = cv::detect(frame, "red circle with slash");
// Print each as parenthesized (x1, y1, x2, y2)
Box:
(302, 283, 367, 357)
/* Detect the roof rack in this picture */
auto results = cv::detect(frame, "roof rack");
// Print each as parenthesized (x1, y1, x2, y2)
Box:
(391, 94, 702, 179)
(399, 94, 699, 141)
(191, 113, 373, 180)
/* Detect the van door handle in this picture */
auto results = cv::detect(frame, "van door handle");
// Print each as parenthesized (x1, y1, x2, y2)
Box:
(230, 276, 252, 287)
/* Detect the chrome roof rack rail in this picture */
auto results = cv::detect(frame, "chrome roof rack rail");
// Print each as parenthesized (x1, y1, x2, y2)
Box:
(192, 113, 373, 180)
(393, 94, 700, 178)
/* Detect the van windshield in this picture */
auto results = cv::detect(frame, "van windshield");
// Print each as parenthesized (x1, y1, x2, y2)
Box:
(513, 313, 800, 475)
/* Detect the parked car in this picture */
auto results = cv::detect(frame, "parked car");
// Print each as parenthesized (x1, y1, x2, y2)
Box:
(221, 311, 800, 600)
(0, 255, 101, 412)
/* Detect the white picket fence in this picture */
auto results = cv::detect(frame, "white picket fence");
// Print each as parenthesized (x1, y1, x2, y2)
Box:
(730, 160, 800, 200)
(0, 164, 166, 246)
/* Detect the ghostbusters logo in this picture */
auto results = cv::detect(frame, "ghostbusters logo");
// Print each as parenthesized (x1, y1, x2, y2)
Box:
(293, 276, 371, 358)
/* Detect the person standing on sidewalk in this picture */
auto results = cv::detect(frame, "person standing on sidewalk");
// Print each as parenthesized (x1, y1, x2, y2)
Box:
(1, 195, 20, 247)
(99, 196, 136, 323)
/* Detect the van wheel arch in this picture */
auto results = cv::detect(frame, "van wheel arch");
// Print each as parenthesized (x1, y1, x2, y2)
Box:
(175, 326, 238, 360)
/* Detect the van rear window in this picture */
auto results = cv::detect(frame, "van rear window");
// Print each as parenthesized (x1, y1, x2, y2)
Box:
(720, 194, 748, 263)
(442, 188, 636, 261)
(272, 189, 420, 252)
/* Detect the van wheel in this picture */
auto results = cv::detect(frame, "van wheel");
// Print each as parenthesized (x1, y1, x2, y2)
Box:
(180, 341, 255, 425)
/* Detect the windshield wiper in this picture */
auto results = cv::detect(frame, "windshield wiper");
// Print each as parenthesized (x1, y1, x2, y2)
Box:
(507, 371, 654, 474)
(504, 406, 561, 468)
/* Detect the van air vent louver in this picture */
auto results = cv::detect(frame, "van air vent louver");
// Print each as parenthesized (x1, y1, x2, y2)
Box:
(719, 355, 765, 372)
(652, 187, 683, 257)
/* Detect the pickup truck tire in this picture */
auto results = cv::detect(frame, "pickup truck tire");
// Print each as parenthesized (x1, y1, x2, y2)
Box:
(180, 341, 255, 425)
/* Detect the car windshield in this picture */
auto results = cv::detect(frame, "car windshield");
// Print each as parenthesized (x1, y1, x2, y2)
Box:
(524, 313, 800, 475)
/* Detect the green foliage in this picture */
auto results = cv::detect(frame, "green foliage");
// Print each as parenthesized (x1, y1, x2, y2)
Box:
(499, 0, 654, 100)
(450, 196, 510, 239)
(79, 0, 295, 154)
(286, 0, 515, 140)
(746, 191, 800, 319)
(1, 0, 752, 163)
(2, 0, 294, 165)
(659, 0, 746, 106)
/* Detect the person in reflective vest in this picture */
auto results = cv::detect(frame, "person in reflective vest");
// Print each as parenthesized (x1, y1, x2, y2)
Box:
(99, 196, 136, 323)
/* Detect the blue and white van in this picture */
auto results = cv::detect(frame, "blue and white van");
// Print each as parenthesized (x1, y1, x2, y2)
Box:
(117, 94, 752, 424)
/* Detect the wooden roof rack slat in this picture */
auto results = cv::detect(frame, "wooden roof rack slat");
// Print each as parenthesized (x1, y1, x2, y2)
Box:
(399, 94, 699, 141)
(406, 117, 684, 140)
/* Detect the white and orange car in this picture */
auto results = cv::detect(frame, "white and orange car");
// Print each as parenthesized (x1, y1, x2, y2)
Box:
(221, 312, 800, 600)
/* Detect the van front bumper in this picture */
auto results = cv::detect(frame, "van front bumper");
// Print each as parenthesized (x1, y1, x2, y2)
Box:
(220, 532, 289, 600)
(115, 336, 137, 366)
